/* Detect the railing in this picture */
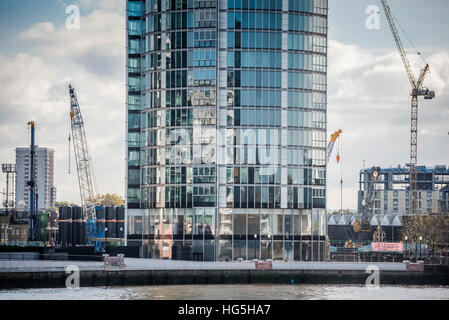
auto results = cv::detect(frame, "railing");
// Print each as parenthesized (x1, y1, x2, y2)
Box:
(0, 241, 44, 247)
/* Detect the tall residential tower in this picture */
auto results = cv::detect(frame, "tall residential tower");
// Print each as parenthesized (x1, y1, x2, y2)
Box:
(15, 147, 56, 211)
(126, 0, 328, 261)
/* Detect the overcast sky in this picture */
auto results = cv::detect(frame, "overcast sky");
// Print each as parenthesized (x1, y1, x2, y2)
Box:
(0, 0, 448, 210)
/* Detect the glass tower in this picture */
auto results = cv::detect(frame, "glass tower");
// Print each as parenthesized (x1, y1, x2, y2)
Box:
(126, 0, 328, 261)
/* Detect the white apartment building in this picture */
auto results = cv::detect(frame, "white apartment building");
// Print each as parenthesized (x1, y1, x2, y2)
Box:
(15, 147, 56, 210)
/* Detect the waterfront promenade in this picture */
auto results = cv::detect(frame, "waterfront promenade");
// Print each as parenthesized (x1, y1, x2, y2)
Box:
(0, 259, 407, 273)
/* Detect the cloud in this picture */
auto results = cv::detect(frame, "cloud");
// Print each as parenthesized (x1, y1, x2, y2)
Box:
(327, 40, 449, 210)
(19, 10, 124, 63)
(57, 0, 125, 13)
(0, 5, 126, 205)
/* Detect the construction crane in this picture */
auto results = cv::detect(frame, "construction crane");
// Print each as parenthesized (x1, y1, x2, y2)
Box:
(27, 121, 37, 241)
(68, 84, 102, 250)
(353, 167, 381, 233)
(380, 0, 435, 215)
(326, 129, 342, 163)
(327, 129, 343, 214)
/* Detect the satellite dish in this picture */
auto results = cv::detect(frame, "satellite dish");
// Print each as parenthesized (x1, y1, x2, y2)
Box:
(373, 170, 379, 179)
(362, 200, 366, 206)
(17, 200, 25, 209)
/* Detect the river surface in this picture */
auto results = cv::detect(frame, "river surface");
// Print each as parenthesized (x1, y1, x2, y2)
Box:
(1, 284, 449, 300)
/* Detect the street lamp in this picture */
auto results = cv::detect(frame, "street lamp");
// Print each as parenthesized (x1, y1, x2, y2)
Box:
(267, 234, 272, 261)
(419, 236, 423, 261)
(404, 236, 408, 260)
(253, 234, 258, 260)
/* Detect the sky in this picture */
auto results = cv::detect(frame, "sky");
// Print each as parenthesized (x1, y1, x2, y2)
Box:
(0, 0, 448, 211)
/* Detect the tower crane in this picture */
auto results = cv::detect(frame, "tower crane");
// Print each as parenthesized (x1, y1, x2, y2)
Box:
(380, 0, 435, 215)
(69, 84, 101, 250)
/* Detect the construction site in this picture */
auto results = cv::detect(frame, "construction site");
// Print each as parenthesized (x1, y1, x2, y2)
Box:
(322, 0, 448, 264)
(0, 85, 133, 260)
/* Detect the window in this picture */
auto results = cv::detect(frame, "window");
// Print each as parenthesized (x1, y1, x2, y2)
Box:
(128, 58, 140, 73)
(128, 39, 140, 54)
(128, 132, 140, 148)
(128, 150, 140, 166)
(128, 1, 142, 17)
(128, 76, 140, 91)
(128, 20, 142, 36)
(128, 95, 140, 111)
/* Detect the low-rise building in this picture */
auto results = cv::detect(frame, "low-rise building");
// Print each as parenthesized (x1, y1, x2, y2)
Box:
(439, 185, 449, 214)
(0, 213, 10, 243)
(6, 211, 30, 242)
(358, 165, 449, 215)
(8, 221, 29, 242)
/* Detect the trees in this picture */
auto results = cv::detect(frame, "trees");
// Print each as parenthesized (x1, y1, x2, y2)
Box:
(49, 201, 77, 212)
(402, 214, 449, 244)
(51, 194, 125, 210)
(402, 214, 449, 262)
(54, 201, 76, 207)
(89, 193, 125, 206)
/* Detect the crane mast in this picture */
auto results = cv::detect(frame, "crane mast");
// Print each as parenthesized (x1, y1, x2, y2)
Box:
(27, 121, 36, 241)
(354, 167, 380, 233)
(380, 0, 435, 215)
(69, 85, 97, 242)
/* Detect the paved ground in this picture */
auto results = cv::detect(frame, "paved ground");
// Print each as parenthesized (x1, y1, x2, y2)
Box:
(0, 258, 407, 272)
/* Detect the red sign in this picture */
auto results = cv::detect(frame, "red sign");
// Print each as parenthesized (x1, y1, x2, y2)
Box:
(371, 242, 403, 252)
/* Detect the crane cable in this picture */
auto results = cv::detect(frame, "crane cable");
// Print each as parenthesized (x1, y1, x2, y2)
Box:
(389, 4, 428, 65)
(78, 91, 100, 198)
(68, 134, 71, 174)
(336, 136, 343, 214)
(90, 146, 100, 198)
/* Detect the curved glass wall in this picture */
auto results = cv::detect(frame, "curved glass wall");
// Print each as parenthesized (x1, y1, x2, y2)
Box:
(127, 0, 328, 261)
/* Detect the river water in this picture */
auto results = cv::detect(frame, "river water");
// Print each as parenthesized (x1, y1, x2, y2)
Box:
(1, 284, 449, 300)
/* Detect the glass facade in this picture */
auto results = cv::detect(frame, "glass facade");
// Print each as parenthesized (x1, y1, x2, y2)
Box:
(126, 0, 328, 261)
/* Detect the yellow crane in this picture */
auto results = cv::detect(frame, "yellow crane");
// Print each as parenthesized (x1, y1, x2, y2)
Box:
(327, 129, 343, 214)
(380, 0, 435, 214)
(326, 129, 342, 163)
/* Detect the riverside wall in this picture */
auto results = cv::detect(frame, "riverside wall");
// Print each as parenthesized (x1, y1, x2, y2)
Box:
(1, 268, 448, 289)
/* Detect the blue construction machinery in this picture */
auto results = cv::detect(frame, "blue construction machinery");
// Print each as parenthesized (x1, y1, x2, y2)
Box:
(68, 84, 104, 252)
(27, 121, 36, 241)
